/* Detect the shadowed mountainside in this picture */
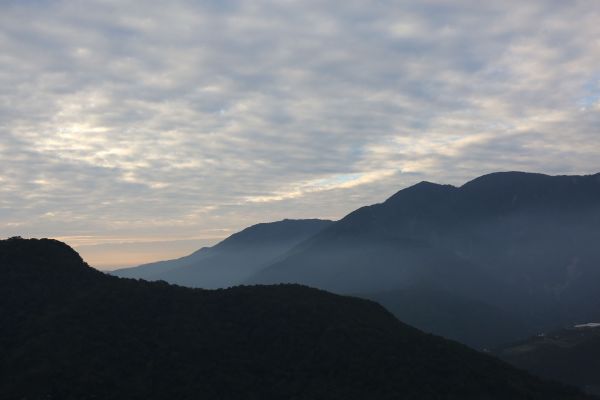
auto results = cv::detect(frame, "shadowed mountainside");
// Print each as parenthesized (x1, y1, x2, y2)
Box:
(496, 323, 600, 396)
(0, 237, 592, 400)
(113, 219, 332, 288)
(362, 285, 527, 351)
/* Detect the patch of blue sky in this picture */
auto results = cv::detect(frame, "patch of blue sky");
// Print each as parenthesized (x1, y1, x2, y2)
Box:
(579, 76, 600, 108)
(314, 173, 362, 188)
(578, 94, 600, 108)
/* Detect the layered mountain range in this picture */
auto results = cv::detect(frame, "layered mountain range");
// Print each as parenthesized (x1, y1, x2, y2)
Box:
(114, 219, 333, 288)
(116, 172, 600, 352)
(250, 172, 600, 347)
(2, 237, 590, 399)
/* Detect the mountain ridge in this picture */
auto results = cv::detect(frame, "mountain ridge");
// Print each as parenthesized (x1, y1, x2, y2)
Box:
(247, 171, 600, 349)
(113, 218, 333, 288)
(0, 237, 592, 400)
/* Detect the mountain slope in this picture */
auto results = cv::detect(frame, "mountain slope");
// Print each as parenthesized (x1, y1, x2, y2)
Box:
(113, 219, 332, 288)
(364, 285, 527, 350)
(0, 237, 592, 400)
(248, 172, 600, 348)
(495, 324, 600, 396)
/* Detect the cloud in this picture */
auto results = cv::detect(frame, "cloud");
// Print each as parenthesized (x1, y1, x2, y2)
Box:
(1, 0, 599, 267)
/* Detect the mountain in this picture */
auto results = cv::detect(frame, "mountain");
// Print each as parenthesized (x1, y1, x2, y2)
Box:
(495, 323, 600, 396)
(248, 172, 600, 348)
(363, 285, 527, 350)
(0, 237, 592, 400)
(113, 219, 332, 288)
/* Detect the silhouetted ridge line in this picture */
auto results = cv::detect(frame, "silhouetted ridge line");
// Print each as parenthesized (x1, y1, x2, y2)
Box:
(0, 237, 96, 276)
(0, 238, 591, 399)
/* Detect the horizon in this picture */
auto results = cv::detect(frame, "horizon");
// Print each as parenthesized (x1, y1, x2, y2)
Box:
(2, 1, 600, 268)
(55, 169, 600, 269)
(7, 169, 599, 270)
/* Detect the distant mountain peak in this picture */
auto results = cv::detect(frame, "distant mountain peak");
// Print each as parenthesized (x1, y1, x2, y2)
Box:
(385, 180, 457, 205)
(415, 180, 444, 187)
(460, 171, 550, 189)
(215, 218, 333, 248)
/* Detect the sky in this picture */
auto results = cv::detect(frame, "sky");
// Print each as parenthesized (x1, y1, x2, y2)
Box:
(1, 0, 599, 269)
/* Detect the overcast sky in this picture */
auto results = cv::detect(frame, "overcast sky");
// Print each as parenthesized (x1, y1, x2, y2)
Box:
(1, 0, 599, 269)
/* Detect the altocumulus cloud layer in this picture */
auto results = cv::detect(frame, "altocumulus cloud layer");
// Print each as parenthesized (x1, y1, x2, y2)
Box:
(1, 0, 599, 268)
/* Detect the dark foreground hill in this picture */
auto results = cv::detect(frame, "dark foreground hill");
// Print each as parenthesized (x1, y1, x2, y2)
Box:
(496, 323, 600, 396)
(113, 219, 332, 288)
(0, 238, 591, 400)
(248, 172, 600, 348)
